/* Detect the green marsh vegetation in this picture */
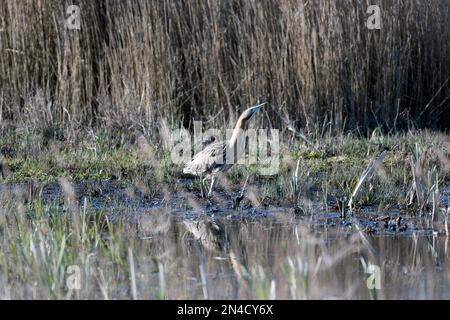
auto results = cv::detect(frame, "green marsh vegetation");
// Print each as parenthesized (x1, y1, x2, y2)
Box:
(1, 127, 448, 212)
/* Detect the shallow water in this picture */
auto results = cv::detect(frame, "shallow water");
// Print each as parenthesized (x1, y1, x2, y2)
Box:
(138, 213, 450, 299)
(1, 181, 450, 299)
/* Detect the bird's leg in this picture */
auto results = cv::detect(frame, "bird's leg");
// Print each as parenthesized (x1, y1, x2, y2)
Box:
(201, 176, 208, 198)
(233, 174, 249, 209)
(208, 176, 217, 198)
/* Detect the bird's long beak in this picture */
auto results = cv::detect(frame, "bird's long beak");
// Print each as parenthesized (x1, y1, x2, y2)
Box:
(250, 102, 267, 113)
(252, 102, 267, 110)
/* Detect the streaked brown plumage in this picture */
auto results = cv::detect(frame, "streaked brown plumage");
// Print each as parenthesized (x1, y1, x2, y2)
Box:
(183, 102, 266, 197)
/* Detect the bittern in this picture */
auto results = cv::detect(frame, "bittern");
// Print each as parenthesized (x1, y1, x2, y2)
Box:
(183, 102, 267, 197)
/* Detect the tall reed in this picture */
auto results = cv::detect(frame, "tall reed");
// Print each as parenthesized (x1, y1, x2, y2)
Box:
(0, 1, 449, 134)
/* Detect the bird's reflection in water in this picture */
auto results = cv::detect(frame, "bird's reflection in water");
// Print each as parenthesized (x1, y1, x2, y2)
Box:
(183, 215, 250, 298)
(137, 208, 450, 299)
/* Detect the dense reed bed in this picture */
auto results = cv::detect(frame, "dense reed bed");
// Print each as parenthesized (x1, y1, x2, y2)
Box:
(1, 0, 449, 135)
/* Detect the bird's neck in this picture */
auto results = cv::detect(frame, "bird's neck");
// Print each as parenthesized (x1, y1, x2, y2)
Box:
(228, 115, 248, 149)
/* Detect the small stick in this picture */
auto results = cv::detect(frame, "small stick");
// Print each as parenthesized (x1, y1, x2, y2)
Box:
(240, 175, 250, 198)
(128, 247, 137, 300)
(445, 201, 449, 236)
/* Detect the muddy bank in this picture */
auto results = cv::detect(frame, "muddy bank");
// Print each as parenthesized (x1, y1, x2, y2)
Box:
(1, 180, 449, 237)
